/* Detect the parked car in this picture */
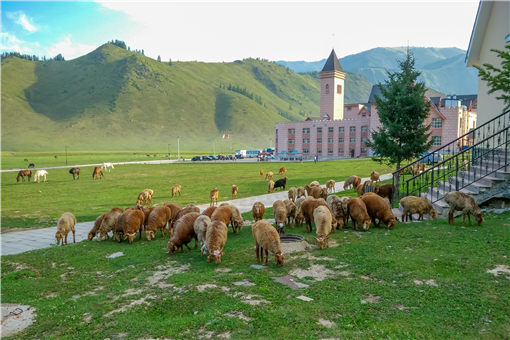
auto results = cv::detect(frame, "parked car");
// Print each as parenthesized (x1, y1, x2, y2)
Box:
(191, 156, 201, 162)
(419, 151, 443, 165)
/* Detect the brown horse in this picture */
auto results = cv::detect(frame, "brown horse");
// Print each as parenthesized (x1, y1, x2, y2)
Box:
(69, 167, 80, 180)
(92, 166, 104, 180)
(16, 170, 32, 182)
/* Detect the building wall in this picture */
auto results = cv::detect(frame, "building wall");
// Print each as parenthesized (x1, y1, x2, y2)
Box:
(320, 71, 345, 120)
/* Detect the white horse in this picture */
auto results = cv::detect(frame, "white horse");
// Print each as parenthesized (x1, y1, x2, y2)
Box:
(33, 170, 48, 183)
(102, 162, 115, 172)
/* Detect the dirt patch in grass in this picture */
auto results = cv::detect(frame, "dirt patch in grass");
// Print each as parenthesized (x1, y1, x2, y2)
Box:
(317, 318, 335, 328)
(104, 294, 156, 317)
(232, 292, 270, 306)
(486, 265, 510, 277)
(146, 261, 190, 288)
(225, 311, 252, 322)
(361, 294, 381, 304)
(290, 264, 335, 281)
(1, 303, 37, 337)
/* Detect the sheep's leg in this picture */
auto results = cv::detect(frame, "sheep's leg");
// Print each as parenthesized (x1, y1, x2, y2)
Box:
(73, 230, 76, 243)
(194, 236, 198, 249)
(462, 213, 466, 226)
(65, 234, 68, 245)
(264, 249, 269, 266)
(448, 210, 455, 225)
(467, 213, 472, 226)
(185, 243, 191, 251)
(255, 244, 260, 264)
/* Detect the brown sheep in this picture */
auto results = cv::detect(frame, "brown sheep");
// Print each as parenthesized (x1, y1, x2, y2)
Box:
(55, 212, 77, 245)
(304, 184, 313, 196)
(206, 220, 228, 264)
(400, 196, 438, 222)
(268, 180, 275, 193)
(326, 195, 346, 230)
(370, 171, 380, 183)
(136, 189, 154, 206)
(278, 166, 287, 174)
(118, 208, 145, 244)
(252, 202, 266, 222)
(201, 206, 217, 218)
(273, 200, 288, 234)
(374, 184, 396, 204)
(347, 197, 371, 231)
(229, 205, 244, 234)
(92, 166, 104, 180)
(98, 208, 124, 241)
(310, 180, 320, 187)
(210, 188, 219, 206)
(310, 186, 328, 200)
(356, 181, 371, 197)
(296, 186, 306, 199)
(314, 205, 332, 249)
(260, 169, 265, 177)
(168, 212, 200, 254)
(361, 194, 397, 229)
(170, 204, 200, 235)
(163, 203, 183, 226)
(231, 184, 239, 199)
(288, 187, 297, 202)
(140, 206, 154, 230)
(211, 205, 233, 225)
(252, 220, 284, 266)
(265, 171, 274, 181)
(88, 213, 105, 240)
(343, 175, 361, 190)
(145, 206, 172, 241)
(326, 179, 336, 193)
(444, 191, 484, 226)
(284, 199, 297, 228)
(299, 197, 336, 233)
(171, 184, 182, 197)
(194, 215, 211, 256)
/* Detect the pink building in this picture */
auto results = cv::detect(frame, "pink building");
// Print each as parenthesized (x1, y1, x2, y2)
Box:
(275, 50, 478, 159)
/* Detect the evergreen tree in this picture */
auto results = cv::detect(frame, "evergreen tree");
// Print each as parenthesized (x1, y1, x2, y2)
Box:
(53, 53, 65, 61)
(366, 50, 432, 171)
(168, 58, 172, 66)
(157, 55, 161, 62)
(474, 44, 510, 112)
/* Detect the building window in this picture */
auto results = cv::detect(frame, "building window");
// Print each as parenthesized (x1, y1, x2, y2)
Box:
(362, 112, 366, 117)
(347, 107, 352, 111)
(361, 126, 367, 132)
(325, 84, 329, 94)
(337, 85, 342, 94)
(350, 126, 356, 132)
(432, 118, 442, 128)
(361, 137, 367, 143)
(361, 148, 367, 154)
(432, 136, 441, 146)
(339, 127, 344, 133)
(303, 138, 309, 144)
(328, 127, 334, 133)
(317, 138, 322, 143)
(328, 148, 333, 154)
(288, 128, 295, 134)
(338, 138, 344, 143)
(350, 137, 355, 143)
(288, 139, 295, 144)
(317, 127, 322, 133)
(328, 138, 333, 143)
(303, 128, 310, 134)
(303, 148, 309, 154)
(338, 148, 344, 154)
(318, 149, 322, 154)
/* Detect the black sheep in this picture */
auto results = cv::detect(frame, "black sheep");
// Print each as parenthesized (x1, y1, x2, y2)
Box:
(274, 177, 287, 191)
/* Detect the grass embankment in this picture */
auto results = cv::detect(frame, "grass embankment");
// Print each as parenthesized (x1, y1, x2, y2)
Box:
(1, 157, 393, 229)
(2, 211, 509, 339)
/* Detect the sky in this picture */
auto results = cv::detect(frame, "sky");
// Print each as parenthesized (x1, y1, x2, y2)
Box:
(1, 1, 480, 62)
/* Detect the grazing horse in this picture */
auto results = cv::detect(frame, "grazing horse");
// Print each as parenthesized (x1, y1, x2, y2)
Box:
(69, 167, 80, 180)
(92, 166, 104, 180)
(33, 170, 48, 183)
(16, 170, 32, 182)
(103, 162, 114, 172)
(28, 163, 35, 168)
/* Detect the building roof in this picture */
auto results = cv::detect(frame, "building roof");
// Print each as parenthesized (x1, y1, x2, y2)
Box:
(321, 49, 343, 72)
(368, 84, 446, 103)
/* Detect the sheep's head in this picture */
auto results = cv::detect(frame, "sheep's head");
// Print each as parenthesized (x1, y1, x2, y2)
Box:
(295, 213, 304, 225)
(430, 208, 438, 220)
(362, 220, 371, 231)
(145, 230, 155, 241)
(275, 252, 285, 266)
(124, 232, 136, 244)
(88, 231, 96, 241)
(168, 241, 178, 254)
(387, 217, 396, 230)
(316, 236, 326, 249)
(475, 213, 484, 226)
(210, 250, 223, 264)
(55, 232, 63, 245)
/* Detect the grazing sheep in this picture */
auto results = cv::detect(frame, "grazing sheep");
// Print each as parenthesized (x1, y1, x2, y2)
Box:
(260, 169, 265, 177)
(33, 170, 48, 183)
(231, 184, 239, 199)
(361, 194, 396, 229)
(296, 186, 306, 199)
(310, 180, 320, 187)
(201, 206, 217, 218)
(102, 162, 114, 172)
(284, 199, 297, 228)
(170, 204, 200, 235)
(444, 191, 484, 226)
(310, 186, 328, 200)
(400, 196, 438, 222)
(288, 187, 297, 202)
(304, 184, 313, 196)
(273, 200, 288, 234)
(16, 170, 32, 182)
(89, 213, 105, 240)
(347, 197, 371, 231)
(118, 208, 145, 244)
(210, 188, 219, 206)
(374, 184, 396, 204)
(327, 195, 346, 230)
(356, 181, 371, 197)
(229, 205, 244, 234)
(252, 220, 285, 266)
(267, 180, 275, 193)
(98, 208, 124, 241)
(28, 163, 35, 168)
(145, 206, 172, 241)
(278, 166, 287, 174)
(163, 203, 183, 225)
(171, 184, 182, 197)
(55, 212, 77, 245)
(314, 206, 332, 249)
(168, 212, 200, 254)
(299, 197, 335, 233)
(265, 171, 274, 181)
(92, 166, 104, 180)
(326, 179, 336, 193)
(344, 176, 361, 190)
(69, 167, 80, 180)
(211, 205, 233, 225)
(136, 189, 154, 206)
(194, 215, 211, 256)
(206, 220, 228, 264)
(273, 177, 287, 191)
(295, 197, 306, 210)
(251, 202, 266, 222)
(370, 171, 380, 183)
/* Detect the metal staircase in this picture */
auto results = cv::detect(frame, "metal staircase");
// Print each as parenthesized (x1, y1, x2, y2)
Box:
(392, 109, 510, 217)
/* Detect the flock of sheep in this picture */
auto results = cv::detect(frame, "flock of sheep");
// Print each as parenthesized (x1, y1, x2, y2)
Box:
(52, 166, 485, 268)
(15, 162, 115, 183)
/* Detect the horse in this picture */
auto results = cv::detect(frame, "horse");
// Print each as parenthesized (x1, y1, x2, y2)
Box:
(92, 166, 104, 180)
(33, 170, 48, 183)
(103, 162, 114, 172)
(16, 170, 32, 182)
(28, 163, 35, 168)
(69, 167, 80, 180)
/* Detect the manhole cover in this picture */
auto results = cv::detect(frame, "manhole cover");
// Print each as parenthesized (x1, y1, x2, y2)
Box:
(280, 234, 304, 243)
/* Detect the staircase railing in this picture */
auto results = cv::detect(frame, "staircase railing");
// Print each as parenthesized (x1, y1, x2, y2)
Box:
(392, 108, 510, 203)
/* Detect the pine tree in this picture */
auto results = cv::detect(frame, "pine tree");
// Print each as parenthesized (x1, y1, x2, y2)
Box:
(157, 55, 161, 62)
(366, 50, 432, 171)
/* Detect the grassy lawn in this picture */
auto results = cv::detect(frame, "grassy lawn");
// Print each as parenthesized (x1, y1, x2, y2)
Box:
(1, 156, 393, 229)
(2, 211, 509, 339)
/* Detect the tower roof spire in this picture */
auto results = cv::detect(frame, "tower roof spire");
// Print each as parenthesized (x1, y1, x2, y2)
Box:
(321, 49, 343, 72)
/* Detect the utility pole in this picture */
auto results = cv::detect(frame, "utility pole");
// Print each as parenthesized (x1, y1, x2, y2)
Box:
(65, 145, 68, 166)
(177, 136, 180, 161)
(167, 143, 170, 158)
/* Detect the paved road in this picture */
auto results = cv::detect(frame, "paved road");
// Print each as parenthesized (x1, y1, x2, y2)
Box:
(1, 174, 393, 256)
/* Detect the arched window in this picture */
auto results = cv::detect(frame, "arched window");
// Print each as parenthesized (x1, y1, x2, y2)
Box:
(325, 84, 329, 94)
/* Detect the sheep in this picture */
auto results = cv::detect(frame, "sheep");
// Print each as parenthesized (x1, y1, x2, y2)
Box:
(229, 205, 244, 234)
(400, 196, 438, 222)
(310, 186, 328, 199)
(273, 200, 288, 234)
(296, 186, 306, 199)
(55, 212, 77, 245)
(92, 166, 104, 180)
(361, 194, 397, 229)
(231, 184, 239, 199)
(268, 180, 275, 193)
(374, 184, 396, 204)
(314, 205, 332, 249)
(265, 171, 274, 181)
(278, 166, 287, 174)
(194, 215, 211, 256)
(140, 206, 154, 230)
(69, 167, 80, 180)
(273, 177, 287, 191)
(168, 212, 199, 254)
(260, 169, 265, 177)
(88, 213, 105, 240)
(326, 179, 336, 193)
(340, 196, 351, 225)
(299, 197, 336, 233)
(103, 162, 114, 172)
(288, 187, 297, 202)
(170, 204, 200, 235)
(344, 175, 361, 190)
(327, 195, 346, 230)
(164, 203, 183, 224)
(33, 170, 48, 183)
(210, 188, 219, 206)
(98, 208, 124, 241)
(356, 181, 371, 197)
(370, 171, 380, 183)
(16, 170, 32, 182)
(145, 206, 173, 241)
(310, 180, 320, 187)
(252, 220, 284, 266)
(284, 199, 297, 228)
(117, 208, 145, 244)
(347, 197, 371, 231)
(211, 205, 232, 225)
(295, 197, 306, 210)
(252, 202, 266, 222)
(201, 206, 217, 218)
(444, 191, 484, 226)
(304, 184, 313, 196)
(171, 184, 182, 197)
(206, 220, 228, 264)
(136, 189, 154, 206)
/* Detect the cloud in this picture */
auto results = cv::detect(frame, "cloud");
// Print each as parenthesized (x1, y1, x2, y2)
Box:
(6, 11, 38, 32)
(0, 32, 40, 54)
(46, 35, 96, 60)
